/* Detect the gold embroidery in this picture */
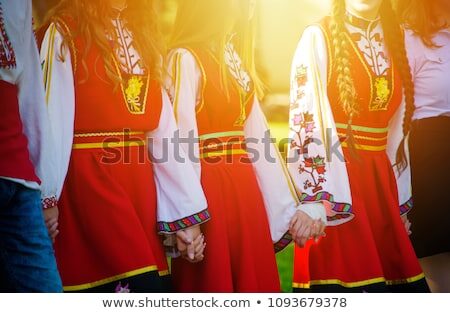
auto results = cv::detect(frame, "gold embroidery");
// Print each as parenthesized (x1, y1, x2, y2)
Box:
(370, 76, 390, 111)
(112, 56, 150, 115)
(125, 76, 144, 113)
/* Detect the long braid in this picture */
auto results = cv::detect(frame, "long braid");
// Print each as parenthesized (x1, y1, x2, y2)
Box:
(380, 0, 415, 173)
(330, 0, 359, 154)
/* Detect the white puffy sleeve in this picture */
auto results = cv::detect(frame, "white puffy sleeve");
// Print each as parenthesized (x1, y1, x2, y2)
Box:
(288, 25, 354, 227)
(39, 22, 75, 204)
(165, 48, 202, 178)
(149, 89, 209, 234)
(244, 98, 326, 251)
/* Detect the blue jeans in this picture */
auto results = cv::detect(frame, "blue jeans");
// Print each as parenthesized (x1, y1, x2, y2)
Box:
(0, 179, 62, 292)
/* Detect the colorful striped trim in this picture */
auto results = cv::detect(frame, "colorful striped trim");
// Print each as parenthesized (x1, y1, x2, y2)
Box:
(341, 142, 387, 152)
(157, 209, 211, 234)
(74, 131, 145, 138)
(335, 123, 389, 134)
(300, 192, 352, 213)
(72, 140, 145, 150)
(293, 273, 426, 289)
(199, 131, 245, 141)
(274, 232, 293, 253)
(400, 198, 413, 216)
(200, 148, 247, 159)
(301, 192, 354, 226)
(63, 265, 161, 292)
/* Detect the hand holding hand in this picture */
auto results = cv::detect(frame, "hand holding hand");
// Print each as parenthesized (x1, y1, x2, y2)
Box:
(289, 211, 326, 247)
(176, 225, 206, 263)
(401, 214, 412, 236)
(43, 206, 59, 243)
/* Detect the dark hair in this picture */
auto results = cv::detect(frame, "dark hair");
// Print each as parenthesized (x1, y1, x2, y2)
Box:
(396, 0, 447, 48)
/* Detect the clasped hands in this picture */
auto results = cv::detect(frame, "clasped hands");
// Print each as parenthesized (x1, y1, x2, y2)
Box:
(176, 225, 206, 263)
(289, 210, 326, 247)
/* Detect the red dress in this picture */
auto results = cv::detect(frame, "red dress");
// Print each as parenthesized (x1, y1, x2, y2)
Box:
(171, 48, 280, 292)
(293, 17, 428, 292)
(49, 18, 170, 292)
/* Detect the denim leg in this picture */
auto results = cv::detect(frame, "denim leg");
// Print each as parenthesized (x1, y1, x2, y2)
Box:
(0, 179, 62, 292)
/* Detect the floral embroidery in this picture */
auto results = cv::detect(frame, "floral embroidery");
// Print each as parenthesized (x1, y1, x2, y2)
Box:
(290, 111, 316, 157)
(0, 4, 16, 68)
(224, 42, 251, 94)
(125, 76, 145, 113)
(115, 282, 130, 293)
(292, 65, 308, 105)
(224, 41, 253, 126)
(370, 76, 390, 111)
(300, 155, 327, 194)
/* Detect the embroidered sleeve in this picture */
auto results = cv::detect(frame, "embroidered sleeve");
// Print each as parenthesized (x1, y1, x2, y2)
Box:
(0, 4, 16, 69)
(150, 89, 210, 234)
(39, 23, 75, 200)
(288, 25, 354, 226)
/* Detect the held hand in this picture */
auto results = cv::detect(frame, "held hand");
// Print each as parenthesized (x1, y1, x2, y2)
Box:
(289, 210, 315, 247)
(43, 206, 59, 243)
(176, 225, 205, 263)
(401, 214, 412, 236)
(311, 219, 326, 243)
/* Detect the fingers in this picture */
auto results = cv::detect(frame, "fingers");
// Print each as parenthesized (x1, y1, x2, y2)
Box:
(176, 230, 193, 245)
(289, 214, 299, 230)
(45, 218, 59, 242)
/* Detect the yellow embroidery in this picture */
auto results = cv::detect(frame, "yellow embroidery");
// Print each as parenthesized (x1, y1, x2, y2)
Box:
(125, 76, 144, 113)
(371, 76, 390, 111)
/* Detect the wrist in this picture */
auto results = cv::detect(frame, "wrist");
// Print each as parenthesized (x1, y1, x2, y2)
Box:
(42, 196, 58, 210)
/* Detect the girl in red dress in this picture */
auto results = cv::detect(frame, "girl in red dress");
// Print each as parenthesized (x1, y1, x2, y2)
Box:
(38, 0, 209, 292)
(166, 0, 325, 292)
(288, 0, 429, 292)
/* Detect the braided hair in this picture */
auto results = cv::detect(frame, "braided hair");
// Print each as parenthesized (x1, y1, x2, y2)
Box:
(330, 0, 415, 171)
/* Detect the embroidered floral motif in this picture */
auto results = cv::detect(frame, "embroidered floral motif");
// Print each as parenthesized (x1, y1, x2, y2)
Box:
(300, 155, 327, 194)
(125, 76, 144, 113)
(290, 111, 315, 156)
(292, 65, 308, 105)
(0, 4, 16, 68)
(224, 42, 251, 94)
(115, 282, 130, 293)
(370, 76, 390, 111)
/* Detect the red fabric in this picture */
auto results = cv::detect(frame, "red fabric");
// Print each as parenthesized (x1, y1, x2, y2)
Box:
(293, 17, 423, 289)
(171, 48, 280, 292)
(0, 80, 39, 183)
(47, 18, 168, 289)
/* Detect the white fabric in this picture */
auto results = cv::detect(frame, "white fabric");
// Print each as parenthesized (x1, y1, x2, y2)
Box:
(165, 48, 324, 243)
(288, 26, 352, 226)
(288, 24, 412, 225)
(40, 25, 207, 232)
(405, 28, 450, 120)
(0, 0, 57, 199)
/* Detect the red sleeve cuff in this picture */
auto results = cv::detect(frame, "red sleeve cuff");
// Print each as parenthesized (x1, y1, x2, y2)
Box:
(42, 196, 58, 209)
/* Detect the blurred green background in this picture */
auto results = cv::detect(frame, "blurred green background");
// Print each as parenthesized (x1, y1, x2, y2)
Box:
(33, 0, 330, 292)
